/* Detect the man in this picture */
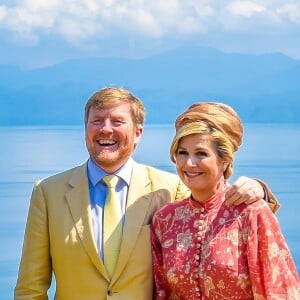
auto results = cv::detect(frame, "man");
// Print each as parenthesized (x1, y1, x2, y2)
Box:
(14, 87, 279, 300)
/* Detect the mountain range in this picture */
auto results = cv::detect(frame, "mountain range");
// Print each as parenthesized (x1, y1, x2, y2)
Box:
(1, 46, 300, 125)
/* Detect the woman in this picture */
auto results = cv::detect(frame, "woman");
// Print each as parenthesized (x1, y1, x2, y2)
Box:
(151, 102, 300, 299)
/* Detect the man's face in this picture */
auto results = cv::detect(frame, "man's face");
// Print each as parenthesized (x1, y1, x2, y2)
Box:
(85, 103, 143, 173)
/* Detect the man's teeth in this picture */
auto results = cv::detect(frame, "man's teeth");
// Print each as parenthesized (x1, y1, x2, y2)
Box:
(99, 140, 116, 145)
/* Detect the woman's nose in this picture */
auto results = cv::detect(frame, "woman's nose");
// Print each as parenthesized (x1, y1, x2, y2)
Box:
(186, 156, 197, 166)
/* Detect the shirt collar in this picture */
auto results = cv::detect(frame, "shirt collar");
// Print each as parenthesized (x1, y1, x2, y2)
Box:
(87, 157, 133, 187)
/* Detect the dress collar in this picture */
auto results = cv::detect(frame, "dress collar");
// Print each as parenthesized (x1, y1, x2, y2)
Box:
(188, 191, 226, 211)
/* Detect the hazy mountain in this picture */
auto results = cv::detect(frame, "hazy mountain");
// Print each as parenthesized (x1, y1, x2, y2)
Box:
(1, 46, 300, 125)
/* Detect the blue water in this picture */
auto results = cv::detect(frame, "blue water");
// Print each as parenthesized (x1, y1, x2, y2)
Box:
(0, 124, 299, 299)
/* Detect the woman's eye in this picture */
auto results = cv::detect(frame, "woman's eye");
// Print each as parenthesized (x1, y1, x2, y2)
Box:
(178, 150, 188, 155)
(196, 151, 207, 156)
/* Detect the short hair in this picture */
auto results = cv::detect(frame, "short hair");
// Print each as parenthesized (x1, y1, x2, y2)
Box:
(84, 87, 146, 127)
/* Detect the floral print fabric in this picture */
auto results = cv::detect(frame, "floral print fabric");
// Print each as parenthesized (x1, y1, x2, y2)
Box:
(151, 192, 300, 299)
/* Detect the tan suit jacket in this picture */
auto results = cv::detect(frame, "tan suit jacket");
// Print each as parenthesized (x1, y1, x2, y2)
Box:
(14, 162, 190, 300)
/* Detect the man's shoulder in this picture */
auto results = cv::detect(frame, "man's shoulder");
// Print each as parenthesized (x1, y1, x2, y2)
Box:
(38, 163, 86, 186)
(135, 163, 178, 177)
(134, 163, 180, 182)
(133, 163, 190, 200)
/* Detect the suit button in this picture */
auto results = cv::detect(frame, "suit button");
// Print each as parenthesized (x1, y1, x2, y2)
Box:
(107, 290, 113, 296)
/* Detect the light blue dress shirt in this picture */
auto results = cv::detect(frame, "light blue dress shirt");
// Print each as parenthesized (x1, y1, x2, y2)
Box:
(87, 157, 133, 259)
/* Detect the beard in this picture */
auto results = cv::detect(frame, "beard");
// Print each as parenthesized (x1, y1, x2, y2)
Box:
(89, 146, 134, 172)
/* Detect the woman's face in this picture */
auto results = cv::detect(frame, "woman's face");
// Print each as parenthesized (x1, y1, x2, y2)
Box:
(175, 133, 227, 201)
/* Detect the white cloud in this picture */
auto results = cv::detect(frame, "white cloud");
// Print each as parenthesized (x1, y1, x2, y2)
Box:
(226, 1, 266, 18)
(0, 6, 7, 21)
(0, 0, 300, 63)
(277, 3, 300, 23)
(0, 0, 217, 42)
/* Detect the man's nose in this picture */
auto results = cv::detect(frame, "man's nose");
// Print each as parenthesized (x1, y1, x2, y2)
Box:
(101, 120, 113, 133)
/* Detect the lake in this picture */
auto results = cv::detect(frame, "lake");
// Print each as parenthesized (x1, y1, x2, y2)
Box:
(0, 123, 299, 299)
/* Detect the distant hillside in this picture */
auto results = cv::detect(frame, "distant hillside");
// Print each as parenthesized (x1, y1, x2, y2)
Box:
(0, 46, 300, 125)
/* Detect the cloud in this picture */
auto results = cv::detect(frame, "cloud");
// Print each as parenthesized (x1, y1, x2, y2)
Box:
(0, 0, 299, 42)
(226, 1, 265, 18)
(0, 0, 300, 66)
(0, 1, 224, 44)
(277, 3, 300, 23)
(0, 6, 7, 21)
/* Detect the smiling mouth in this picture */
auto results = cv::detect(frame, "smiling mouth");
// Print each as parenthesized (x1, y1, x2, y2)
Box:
(184, 171, 203, 177)
(98, 139, 117, 146)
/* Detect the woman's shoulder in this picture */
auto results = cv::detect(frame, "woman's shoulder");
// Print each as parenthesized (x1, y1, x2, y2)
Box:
(244, 198, 270, 211)
(235, 198, 274, 222)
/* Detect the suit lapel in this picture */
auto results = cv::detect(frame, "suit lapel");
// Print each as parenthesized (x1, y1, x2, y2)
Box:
(65, 163, 110, 280)
(113, 163, 152, 280)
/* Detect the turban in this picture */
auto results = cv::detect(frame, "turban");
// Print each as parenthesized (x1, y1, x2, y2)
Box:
(170, 102, 243, 162)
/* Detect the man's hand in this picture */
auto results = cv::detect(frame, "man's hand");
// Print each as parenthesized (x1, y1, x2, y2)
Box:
(225, 176, 264, 206)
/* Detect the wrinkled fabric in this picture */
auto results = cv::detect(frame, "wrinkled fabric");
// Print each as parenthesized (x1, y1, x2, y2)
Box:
(151, 193, 300, 299)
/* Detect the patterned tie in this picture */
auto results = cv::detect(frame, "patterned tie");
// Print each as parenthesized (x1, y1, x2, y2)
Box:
(102, 175, 122, 277)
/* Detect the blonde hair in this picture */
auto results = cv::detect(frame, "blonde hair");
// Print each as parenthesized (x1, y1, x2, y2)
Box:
(84, 87, 145, 127)
(170, 102, 243, 179)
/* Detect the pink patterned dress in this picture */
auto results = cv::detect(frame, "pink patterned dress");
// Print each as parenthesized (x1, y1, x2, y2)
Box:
(151, 192, 300, 299)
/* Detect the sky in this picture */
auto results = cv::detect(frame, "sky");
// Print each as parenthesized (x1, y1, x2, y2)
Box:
(0, 0, 300, 68)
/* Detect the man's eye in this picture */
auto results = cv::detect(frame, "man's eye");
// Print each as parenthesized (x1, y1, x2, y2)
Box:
(112, 119, 126, 125)
(92, 119, 102, 124)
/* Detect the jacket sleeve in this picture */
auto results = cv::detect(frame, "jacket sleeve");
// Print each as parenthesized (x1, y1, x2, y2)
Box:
(151, 214, 171, 300)
(14, 181, 52, 300)
(246, 201, 300, 298)
(255, 179, 280, 213)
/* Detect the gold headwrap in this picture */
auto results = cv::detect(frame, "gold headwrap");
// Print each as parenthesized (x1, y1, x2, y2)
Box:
(170, 102, 243, 170)
(170, 121, 210, 163)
